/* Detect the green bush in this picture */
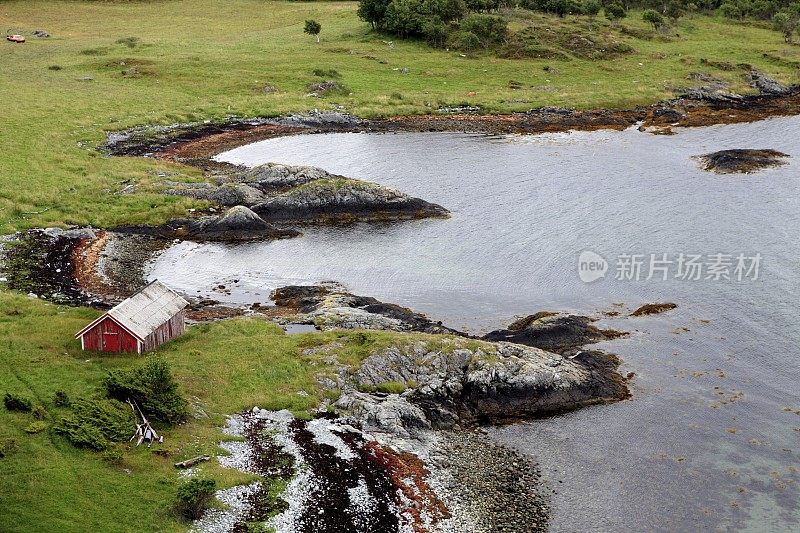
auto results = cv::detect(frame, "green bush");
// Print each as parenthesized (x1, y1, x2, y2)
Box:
(642, 9, 665, 29)
(53, 390, 71, 407)
(24, 421, 47, 434)
(174, 478, 217, 520)
(104, 358, 188, 425)
(447, 30, 481, 51)
(4, 392, 33, 412)
(54, 398, 135, 451)
(461, 14, 508, 48)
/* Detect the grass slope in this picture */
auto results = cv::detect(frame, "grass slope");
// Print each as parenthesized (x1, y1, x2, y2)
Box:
(0, 0, 797, 232)
(0, 290, 419, 531)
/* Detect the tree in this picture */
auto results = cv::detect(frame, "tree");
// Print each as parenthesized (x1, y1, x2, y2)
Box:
(604, 2, 627, 25)
(642, 8, 664, 28)
(358, 0, 393, 29)
(584, 0, 601, 29)
(304, 19, 322, 43)
(773, 11, 798, 43)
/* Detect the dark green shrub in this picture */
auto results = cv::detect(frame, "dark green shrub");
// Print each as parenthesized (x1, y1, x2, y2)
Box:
(4, 392, 33, 412)
(175, 478, 217, 520)
(447, 30, 481, 51)
(47, 65, 62, 71)
(642, 9, 665, 29)
(54, 398, 134, 451)
(104, 358, 188, 425)
(53, 390, 71, 407)
(461, 14, 508, 48)
(604, 2, 627, 23)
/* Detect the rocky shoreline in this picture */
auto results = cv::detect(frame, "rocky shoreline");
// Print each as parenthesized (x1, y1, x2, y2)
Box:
(103, 76, 799, 165)
(0, 226, 651, 532)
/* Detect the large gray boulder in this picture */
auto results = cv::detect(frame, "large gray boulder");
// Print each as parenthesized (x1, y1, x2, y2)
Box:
(336, 338, 630, 438)
(252, 178, 449, 223)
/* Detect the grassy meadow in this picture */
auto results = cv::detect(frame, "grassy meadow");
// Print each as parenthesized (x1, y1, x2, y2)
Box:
(0, 290, 428, 532)
(0, 0, 798, 233)
(1, 1, 799, 531)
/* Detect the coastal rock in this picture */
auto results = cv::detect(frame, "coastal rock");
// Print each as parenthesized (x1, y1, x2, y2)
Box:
(237, 162, 334, 192)
(482, 313, 627, 354)
(746, 69, 792, 96)
(270, 285, 461, 335)
(178, 205, 299, 241)
(696, 149, 789, 174)
(166, 182, 266, 206)
(337, 338, 630, 437)
(252, 179, 450, 223)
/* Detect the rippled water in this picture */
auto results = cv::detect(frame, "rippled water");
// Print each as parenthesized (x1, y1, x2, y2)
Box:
(149, 117, 800, 531)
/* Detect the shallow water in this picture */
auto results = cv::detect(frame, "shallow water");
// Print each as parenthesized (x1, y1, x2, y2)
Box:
(149, 118, 800, 531)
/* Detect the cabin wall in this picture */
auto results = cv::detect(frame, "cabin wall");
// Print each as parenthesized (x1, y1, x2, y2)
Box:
(142, 310, 185, 352)
(81, 317, 139, 353)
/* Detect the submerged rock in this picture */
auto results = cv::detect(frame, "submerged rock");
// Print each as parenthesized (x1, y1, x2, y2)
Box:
(630, 302, 677, 316)
(696, 149, 789, 174)
(482, 313, 627, 354)
(177, 205, 299, 241)
(252, 178, 450, 223)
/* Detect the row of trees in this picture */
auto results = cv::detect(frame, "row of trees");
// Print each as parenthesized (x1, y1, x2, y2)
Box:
(356, 0, 800, 48)
(356, 0, 636, 48)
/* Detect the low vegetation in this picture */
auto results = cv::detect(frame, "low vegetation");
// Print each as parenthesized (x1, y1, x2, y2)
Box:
(0, 290, 460, 531)
(0, 0, 797, 234)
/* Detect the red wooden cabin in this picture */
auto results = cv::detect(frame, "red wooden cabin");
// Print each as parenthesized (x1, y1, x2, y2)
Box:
(75, 280, 188, 353)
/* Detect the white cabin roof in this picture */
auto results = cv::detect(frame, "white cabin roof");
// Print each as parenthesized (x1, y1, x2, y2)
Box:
(77, 280, 188, 341)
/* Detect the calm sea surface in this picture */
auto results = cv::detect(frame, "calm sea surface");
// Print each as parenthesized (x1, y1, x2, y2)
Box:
(149, 118, 800, 532)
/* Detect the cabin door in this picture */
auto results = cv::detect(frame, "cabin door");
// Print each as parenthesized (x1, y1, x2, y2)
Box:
(101, 320, 121, 352)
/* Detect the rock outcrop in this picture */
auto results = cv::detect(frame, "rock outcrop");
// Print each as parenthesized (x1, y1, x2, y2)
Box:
(336, 338, 630, 438)
(746, 69, 792, 96)
(696, 149, 789, 174)
(175, 205, 299, 241)
(163, 163, 449, 233)
(252, 178, 449, 223)
(482, 313, 627, 354)
(238, 162, 334, 192)
(270, 285, 461, 335)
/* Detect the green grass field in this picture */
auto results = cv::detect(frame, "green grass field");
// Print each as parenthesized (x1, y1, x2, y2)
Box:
(0, 290, 432, 532)
(0, 0, 798, 233)
(1, 2, 798, 531)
